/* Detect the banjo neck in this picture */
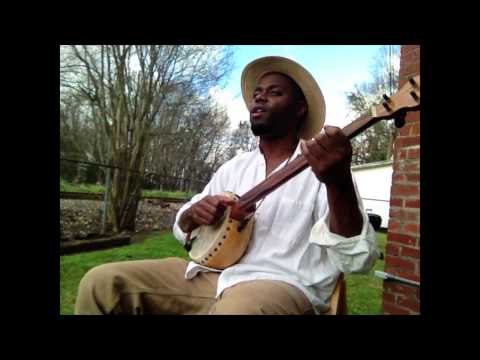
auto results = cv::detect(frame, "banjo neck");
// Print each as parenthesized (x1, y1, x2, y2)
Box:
(232, 75, 421, 218)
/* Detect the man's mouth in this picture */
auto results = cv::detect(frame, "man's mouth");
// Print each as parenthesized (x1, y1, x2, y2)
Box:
(251, 111, 265, 119)
(251, 106, 267, 118)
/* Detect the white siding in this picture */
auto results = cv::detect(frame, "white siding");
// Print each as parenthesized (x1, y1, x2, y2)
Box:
(352, 162, 393, 228)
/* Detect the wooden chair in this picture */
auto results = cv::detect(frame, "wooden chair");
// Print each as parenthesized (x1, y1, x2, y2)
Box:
(322, 273, 347, 315)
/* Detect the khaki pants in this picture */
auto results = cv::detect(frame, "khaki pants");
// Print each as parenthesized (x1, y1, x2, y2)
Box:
(74, 257, 315, 315)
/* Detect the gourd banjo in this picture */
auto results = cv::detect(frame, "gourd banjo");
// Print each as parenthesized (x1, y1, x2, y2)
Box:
(185, 75, 421, 270)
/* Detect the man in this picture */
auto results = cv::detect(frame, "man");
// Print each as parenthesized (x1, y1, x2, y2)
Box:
(75, 56, 378, 315)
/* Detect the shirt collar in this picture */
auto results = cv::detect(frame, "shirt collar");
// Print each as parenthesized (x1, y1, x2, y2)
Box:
(255, 138, 302, 158)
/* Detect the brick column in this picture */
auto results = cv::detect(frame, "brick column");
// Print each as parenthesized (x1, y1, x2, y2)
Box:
(383, 45, 420, 315)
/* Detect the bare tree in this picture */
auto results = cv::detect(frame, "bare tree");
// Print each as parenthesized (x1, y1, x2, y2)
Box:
(228, 120, 257, 157)
(61, 45, 234, 233)
(144, 92, 233, 192)
(345, 45, 401, 165)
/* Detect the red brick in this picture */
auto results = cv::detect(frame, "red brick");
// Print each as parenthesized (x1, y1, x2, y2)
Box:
(392, 174, 407, 183)
(409, 212, 420, 221)
(409, 122, 420, 135)
(402, 54, 420, 70)
(405, 199, 420, 208)
(384, 283, 420, 299)
(401, 65, 420, 78)
(397, 296, 420, 313)
(388, 219, 402, 232)
(383, 292, 395, 304)
(405, 50, 421, 64)
(399, 124, 412, 137)
(390, 198, 404, 207)
(389, 209, 398, 219)
(383, 301, 411, 315)
(402, 45, 420, 58)
(406, 173, 420, 182)
(407, 148, 420, 159)
(400, 47, 420, 69)
(390, 209, 419, 222)
(396, 136, 420, 148)
(401, 51, 414, 65)
(399, 120, 419, 135)
(385, 255, 416, 271)
(401, 246, 420, 259)
(386, 243, 400, 256)
(388, 232, 417, 246)
(391, 184, 419, 197)
(405, 162, 420, 172)
(406, 111, 420, 124)
(404, 222, 420, 235)
(407, 211, 419, 222)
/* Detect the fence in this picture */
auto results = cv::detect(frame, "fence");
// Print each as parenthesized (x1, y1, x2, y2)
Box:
(60, 157, 209, 236)
(60, 158, 208, 195)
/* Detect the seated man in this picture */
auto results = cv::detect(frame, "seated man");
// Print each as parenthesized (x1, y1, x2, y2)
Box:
(75, 56, 379, 315)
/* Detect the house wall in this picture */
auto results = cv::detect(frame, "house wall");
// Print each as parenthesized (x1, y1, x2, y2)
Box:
(352, 162, 392, 228)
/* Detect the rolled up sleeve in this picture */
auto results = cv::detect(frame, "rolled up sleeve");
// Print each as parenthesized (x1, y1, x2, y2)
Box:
(309, 174, 379, 274)
(309, 210, 379, 274)
(172, 192, 209, 245)
(172, 162, 230, 245)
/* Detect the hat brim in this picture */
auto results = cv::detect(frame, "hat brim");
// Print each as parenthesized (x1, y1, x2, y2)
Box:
(241, 56, 326, 140)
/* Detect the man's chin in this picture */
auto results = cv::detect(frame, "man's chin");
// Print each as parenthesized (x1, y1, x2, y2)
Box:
(250, 123, 272, 137)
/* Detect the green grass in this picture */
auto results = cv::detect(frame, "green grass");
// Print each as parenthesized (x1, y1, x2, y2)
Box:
(142, 190, 194, 199)
(60, 178, 105, 194)
(60, 178, 192, 199)
(346, 231, 387, 315)
(60, 231, 387, 315)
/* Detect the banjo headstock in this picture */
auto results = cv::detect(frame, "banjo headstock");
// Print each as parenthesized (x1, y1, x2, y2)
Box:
(370, 74, 421, 128)
(341, 74, 420, 139)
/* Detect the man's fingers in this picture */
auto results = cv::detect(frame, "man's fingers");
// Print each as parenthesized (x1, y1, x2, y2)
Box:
(301, 140, 319, 164)
(193, 208, 215, 225)
(200, 201, 218, 215)
(312, 136, 330, 155)
(322, 126, 348, 149)
(217, 195, 236, 205)
(303, 137, 328, 160)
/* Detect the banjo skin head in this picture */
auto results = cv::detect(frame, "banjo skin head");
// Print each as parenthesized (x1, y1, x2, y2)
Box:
(189, 192, 255, 269)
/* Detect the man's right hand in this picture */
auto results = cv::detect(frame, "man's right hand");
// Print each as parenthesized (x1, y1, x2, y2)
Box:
(179, 195, 236, 233)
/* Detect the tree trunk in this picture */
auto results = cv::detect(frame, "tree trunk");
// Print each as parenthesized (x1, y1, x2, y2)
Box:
(109, 166, 143, 233)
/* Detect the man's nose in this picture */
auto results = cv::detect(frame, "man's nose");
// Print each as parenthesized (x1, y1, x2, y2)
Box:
(254, 91, 267, 102)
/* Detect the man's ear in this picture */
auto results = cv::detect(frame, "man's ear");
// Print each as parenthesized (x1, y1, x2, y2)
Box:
(295, 101, 308, 133)
(296, 100, 307, 119)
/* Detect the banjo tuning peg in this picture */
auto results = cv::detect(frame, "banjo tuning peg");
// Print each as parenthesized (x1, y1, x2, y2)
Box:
(409, 91, 419, 101)
(394, 114, 406, 128)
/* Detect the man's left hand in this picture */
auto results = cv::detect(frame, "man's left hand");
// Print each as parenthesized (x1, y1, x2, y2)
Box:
(300, 125, 352, 185)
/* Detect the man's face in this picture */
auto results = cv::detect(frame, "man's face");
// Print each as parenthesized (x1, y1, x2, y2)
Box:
(248, 72, 306, 139)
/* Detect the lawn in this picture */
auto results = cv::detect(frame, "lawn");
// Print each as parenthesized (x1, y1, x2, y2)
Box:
(60, 178, 193, 199)
(346, 231, 387, 314)
(60, 231, 387, 315)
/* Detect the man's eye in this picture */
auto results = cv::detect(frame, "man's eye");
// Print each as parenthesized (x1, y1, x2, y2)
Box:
(270, 91, 281, 95)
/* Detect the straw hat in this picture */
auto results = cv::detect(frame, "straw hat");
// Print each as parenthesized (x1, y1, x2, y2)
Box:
(241, 56, 326, 139)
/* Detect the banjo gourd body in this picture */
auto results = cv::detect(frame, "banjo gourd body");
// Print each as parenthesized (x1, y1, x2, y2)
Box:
(188, 192, 256, 269)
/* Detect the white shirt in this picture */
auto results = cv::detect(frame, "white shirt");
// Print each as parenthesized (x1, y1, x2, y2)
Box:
(172, 142, 379, 314)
